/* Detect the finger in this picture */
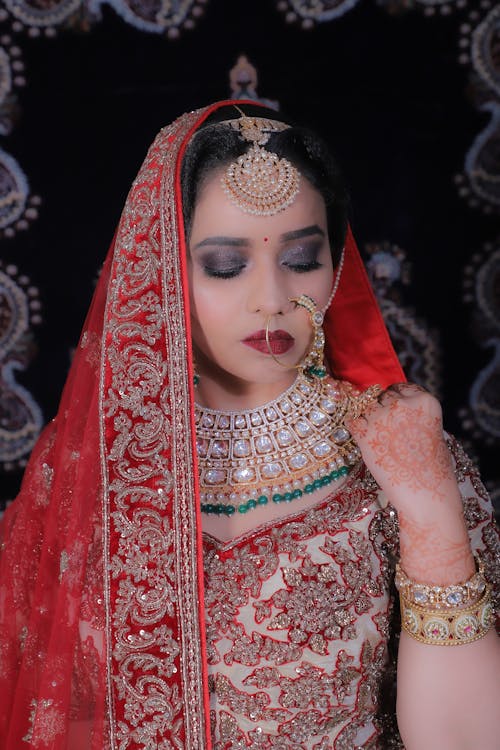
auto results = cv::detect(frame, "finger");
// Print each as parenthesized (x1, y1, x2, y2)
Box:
(379, 382, 427, 404)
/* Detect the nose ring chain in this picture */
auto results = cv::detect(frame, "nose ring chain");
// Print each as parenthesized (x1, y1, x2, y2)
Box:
(264, 247, 345, 377)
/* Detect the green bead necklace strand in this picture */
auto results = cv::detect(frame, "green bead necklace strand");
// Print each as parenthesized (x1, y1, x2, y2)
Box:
(200, 464, 350, 516)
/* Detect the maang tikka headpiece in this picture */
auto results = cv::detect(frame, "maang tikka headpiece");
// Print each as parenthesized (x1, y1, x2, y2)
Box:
(221, 110, 300, 215)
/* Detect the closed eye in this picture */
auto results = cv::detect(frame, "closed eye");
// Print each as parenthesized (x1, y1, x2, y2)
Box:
(203, 265, 246, 279)
(282, 260, 322, 273)
(280, 241, 323, 273)
(198, 247, 248, 279)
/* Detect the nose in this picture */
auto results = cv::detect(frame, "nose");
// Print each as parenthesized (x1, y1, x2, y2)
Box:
(247, 265, 291, 317)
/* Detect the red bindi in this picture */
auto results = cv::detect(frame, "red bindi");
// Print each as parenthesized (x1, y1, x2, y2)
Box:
(263, 237, 269, 242)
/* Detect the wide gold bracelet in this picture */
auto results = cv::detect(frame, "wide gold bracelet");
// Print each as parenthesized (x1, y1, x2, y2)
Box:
(400, 585, 494, 646)
(395, 556, 487, 609)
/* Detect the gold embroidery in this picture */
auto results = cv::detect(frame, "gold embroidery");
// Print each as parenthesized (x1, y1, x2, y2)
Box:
(101, 110, 210, 748)
(41, 462, 53, 490)
(59, 550, 68, 581)
(204, 473, 392, 747)
(22, 698, 65, 746)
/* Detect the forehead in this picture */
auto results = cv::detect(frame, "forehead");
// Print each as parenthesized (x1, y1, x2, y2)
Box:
(190, 170, 328, 243)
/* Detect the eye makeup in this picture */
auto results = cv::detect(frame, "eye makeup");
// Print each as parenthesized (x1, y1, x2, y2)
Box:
(192, 229, 327, 280)
(197, 249, 247, 279)
(280, 240, 324, 272)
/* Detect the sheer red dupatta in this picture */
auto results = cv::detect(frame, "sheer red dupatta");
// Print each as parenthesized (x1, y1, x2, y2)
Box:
(0, 107, 217, 750)
(0, 250, 111, 749)
(0, 100, 404, 750)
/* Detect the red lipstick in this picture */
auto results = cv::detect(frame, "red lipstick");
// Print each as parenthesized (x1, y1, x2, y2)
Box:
(243, 329, 294, 355)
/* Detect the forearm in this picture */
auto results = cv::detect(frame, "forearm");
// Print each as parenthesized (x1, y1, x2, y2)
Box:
(397, 479, 475, 586)
(395, 484, 500, 748)
(397, 628, 500, 750)
(348, 387, 500, 747)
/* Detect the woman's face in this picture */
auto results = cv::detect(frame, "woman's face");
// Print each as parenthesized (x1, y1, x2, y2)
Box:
(188, 169, 335, 398)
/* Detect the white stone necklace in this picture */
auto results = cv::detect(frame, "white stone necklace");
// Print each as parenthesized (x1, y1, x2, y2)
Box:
(195, 374, 379, 516)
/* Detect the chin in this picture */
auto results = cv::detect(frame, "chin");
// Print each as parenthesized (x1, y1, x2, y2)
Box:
(228, 367, 297, 388)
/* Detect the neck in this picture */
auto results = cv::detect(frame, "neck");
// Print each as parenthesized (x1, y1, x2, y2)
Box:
(195, 372, 298, 411)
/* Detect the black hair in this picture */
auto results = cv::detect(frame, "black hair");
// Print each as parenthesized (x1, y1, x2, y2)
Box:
(180, 104, 349, 266)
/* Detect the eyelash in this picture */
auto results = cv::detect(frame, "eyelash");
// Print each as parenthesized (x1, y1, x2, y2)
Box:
(203, 266, 246, 279)
(282, 260, 322, 273)
(203, 260, 322, 279)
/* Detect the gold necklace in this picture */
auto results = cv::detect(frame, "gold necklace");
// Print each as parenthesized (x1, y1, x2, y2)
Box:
(195, 375, 380, 515)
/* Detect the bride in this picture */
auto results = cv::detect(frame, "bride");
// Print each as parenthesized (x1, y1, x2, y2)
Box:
(1, 100, 498, 749)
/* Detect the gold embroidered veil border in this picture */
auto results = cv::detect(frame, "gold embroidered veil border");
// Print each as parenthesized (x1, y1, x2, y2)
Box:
(0, 104, 234, 750)
(99, 105, 223, 748)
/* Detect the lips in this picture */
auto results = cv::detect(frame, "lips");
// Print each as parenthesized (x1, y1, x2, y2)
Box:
(243, 329, 294, 355)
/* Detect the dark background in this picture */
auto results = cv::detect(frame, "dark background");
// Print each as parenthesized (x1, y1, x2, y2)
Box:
(1, 0, 498, 515)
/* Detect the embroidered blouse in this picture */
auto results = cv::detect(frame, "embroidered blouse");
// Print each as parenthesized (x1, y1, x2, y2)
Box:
(202, 436, 500, 749)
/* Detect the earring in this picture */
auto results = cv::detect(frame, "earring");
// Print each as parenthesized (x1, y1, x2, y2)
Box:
(263, 252, 344, 378)
(192, 352, 200, 387)
(290, 295, 327, 379)
(291, 247, 345, 379)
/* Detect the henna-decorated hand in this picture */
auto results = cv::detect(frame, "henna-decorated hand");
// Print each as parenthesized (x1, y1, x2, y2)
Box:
(347, 383, 452, 508)
(347, 383, 475, 584)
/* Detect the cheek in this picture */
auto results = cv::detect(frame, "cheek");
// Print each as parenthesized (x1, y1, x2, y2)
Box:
(189, 278, 236, 346)
(318, 270, 335, 299)
(292, 268, 334, 309)
(320, 262, 336, 300)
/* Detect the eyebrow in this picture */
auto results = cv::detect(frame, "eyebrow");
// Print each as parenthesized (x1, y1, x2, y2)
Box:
(192, 225, 325, 251)
(279, 225, 325, 242)
(192, 236, 248, 250)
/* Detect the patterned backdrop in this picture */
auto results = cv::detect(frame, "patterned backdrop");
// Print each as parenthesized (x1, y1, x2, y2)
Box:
(0, 0, 499, 518)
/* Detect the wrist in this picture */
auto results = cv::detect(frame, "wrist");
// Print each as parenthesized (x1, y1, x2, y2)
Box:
(396, 558, 494, 646)
(396, 556, 486, 608)
(398, 508, 475, 585)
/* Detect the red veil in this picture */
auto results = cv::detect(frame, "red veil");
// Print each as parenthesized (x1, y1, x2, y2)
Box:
(0, 102, 404, 749)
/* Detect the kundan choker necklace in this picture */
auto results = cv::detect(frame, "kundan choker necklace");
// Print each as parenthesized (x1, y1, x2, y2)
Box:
(195, 374, 380, 515)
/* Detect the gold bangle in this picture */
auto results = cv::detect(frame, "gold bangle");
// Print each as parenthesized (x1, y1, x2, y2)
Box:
(395, 556, 487, 609)
(400, 585, 494, 646)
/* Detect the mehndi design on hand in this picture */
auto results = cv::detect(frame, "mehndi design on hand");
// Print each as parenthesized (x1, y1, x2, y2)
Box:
(399, 511, 475, 585)
(365, 400, 452, 498)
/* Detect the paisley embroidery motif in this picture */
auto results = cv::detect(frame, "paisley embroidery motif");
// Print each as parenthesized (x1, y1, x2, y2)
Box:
(456, 4, 500, 214)
(276, 0, 362, 29)
(460, 245, 500, 442)
(0, 265, 43, 472)
(3, 0, 81, 32)
(2, 0, 206, 37)
(378, 0, 467, 15)
(0, 149, 29, 232)
(365, 242, 441, 397)
(94, 0, 204, 37)
(470, 4, 500, 100)
(0, 40, 26, 138)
